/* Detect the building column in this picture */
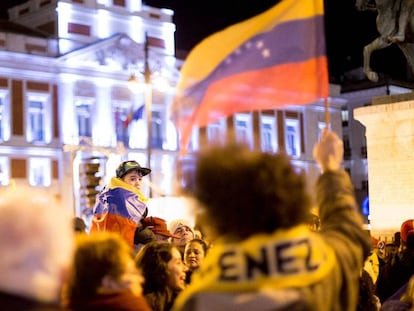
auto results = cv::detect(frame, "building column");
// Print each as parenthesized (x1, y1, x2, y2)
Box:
(93, 81, 115, 147)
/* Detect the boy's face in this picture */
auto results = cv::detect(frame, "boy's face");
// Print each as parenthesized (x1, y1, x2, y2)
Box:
(122, 170, 143, 189)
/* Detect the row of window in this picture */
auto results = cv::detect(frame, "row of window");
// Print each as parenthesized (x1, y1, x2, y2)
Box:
(0, 87, 171, 149)
(193, 112, 324, 158)
(0, 90, 52, 144)
(0, 157, 52, 187)
(2, 86, 310, 158)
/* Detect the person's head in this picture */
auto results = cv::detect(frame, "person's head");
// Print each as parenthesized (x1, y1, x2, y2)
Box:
(116, 160, 151, 190)
(73, 217, 87, 234)
(400, 219, 414, 250)
(169, 219, 195, 248)
(142, 216, 179, 242)
(405, 231, 414, 251)
(192, 143, 311, 240)
(384, 242, 397, 262)
(0, 188, 74, 303)
(376, 240, 386, 259)
(184, 238, 209, 272)
(65, 231, 144, 306)
(193, 225, 204, 240)
(135, 241, 187, 294)
(394, 231, 401, 248)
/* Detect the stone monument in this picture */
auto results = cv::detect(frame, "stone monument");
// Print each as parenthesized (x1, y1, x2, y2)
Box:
(354, 92, 414, 239)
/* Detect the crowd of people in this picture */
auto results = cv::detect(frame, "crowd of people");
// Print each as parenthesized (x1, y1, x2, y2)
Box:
(1, 129, 414, 311)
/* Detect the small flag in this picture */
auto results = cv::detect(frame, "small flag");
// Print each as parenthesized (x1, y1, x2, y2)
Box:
(171, 0, 329, 151)
(124, 105, 145, 128)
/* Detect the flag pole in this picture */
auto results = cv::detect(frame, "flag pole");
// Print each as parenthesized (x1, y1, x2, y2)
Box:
(324, 97, 330, 130)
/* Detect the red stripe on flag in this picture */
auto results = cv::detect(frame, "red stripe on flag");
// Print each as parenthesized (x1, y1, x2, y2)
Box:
(179, 57, 328, 149)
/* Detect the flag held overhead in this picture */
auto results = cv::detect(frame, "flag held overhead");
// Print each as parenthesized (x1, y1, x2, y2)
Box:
(171, 0, 329, 151)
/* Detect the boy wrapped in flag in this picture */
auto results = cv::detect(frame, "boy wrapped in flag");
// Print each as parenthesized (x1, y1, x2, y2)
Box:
(90, 160, 155, 250)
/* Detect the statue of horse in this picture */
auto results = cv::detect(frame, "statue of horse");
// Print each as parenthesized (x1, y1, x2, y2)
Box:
(355, 0, 414, 82)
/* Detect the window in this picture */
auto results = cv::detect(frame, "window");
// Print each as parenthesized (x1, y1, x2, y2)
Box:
(113, 102, 130, 147)
(0, 157, 9, 186)
(27, 93, 50, 144)
(361, 146, 367, 158)
(261, 115, 277, 152)
(75, 98, 94, 138)
(343, 135, 351, 159)
(164, 120, 178, 151)
(341, 108, 349, 127)
(207, 119, 225, 144)
(152, 110, 163, 149)
(29, 157, 51, 187)
(0, 97, 3, 142)
(188, 128, 199, 151)
(0, 90, 10, 142)
(285, 119, 300, 158)
(318, 122, 328, 140)
(127, 106, 164, 150)
(234, 113, 252, 147)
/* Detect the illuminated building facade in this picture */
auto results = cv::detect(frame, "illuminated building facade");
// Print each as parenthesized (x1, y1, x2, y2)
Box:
(1, 0, 179, 217)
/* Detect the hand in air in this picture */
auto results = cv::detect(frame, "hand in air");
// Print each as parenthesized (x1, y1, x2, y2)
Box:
(312, 129, 344, 172)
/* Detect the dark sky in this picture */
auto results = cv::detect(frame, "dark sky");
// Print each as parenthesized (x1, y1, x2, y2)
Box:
(1, 0, 409, 82)
(148, 0, 408, 82)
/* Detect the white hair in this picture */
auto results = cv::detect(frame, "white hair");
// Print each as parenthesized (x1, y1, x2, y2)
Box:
(0, 188, 74, 302)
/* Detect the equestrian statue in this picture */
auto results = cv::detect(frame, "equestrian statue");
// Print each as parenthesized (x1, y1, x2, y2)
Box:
(355, 0, 414, 82)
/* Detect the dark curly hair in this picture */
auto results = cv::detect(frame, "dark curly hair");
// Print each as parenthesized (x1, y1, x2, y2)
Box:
(64, 232, 134, 307)
(135, 241, 179, 311)
(193, 143, 311, 240)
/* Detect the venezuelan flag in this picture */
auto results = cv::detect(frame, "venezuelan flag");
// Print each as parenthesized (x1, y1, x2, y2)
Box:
(90, 177, 148, 248)
(171, 0, 328, 150)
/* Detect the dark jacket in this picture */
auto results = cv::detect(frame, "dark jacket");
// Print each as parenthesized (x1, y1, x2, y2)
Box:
(68, 290, 152, 311)
(376, 249, 414, 302)
(0, 291, 64, 311)
(380, 300, 411, 311)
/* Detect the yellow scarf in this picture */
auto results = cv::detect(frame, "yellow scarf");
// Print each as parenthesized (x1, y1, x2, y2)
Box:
(174, 225, 335, 309)
(107, 177, 149, 203)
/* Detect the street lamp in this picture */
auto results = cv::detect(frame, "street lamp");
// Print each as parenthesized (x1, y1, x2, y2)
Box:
(128, 32, 177, 197)
(127, 33, 155, 197)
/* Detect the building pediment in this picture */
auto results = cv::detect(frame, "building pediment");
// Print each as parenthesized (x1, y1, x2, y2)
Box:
(59, 33, 145, 71)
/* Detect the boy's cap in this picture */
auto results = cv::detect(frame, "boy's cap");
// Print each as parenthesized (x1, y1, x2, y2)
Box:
(116, 160, 151, 178)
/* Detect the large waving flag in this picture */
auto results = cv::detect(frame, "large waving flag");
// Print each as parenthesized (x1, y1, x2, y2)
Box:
(90, 177, 148, 248)
(171, 0, 328, 151)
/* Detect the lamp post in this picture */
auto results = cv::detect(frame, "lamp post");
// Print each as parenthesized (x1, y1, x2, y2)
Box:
(143, 33, 153, 197)
(128, 33, 153, 197)
(128, 32, 174, 197)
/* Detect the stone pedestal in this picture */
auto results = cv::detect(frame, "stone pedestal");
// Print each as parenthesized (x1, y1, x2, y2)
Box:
(354, 97, 414, 239)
